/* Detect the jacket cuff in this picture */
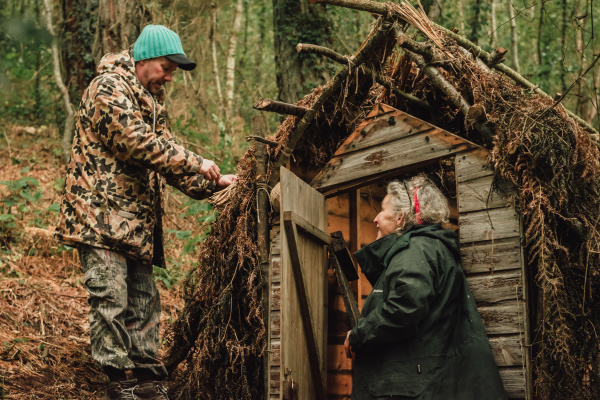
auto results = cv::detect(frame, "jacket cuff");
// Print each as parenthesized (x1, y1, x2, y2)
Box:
(348, 327, 361, 348)
(189, 155, 204, 173)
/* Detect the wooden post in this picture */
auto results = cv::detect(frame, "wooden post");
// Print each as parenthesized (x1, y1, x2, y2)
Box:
(253, 116, 271, 399)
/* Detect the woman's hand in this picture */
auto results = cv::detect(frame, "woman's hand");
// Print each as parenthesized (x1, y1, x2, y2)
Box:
(344, 330, 353, 359)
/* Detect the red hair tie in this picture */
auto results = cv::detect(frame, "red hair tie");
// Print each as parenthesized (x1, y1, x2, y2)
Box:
(413, 187, 423, 224)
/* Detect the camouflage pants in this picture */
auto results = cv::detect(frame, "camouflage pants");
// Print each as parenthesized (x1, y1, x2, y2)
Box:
(78, 245, 168, 379)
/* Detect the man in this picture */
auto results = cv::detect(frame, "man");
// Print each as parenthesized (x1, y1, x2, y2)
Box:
(55, 25, 236, 399)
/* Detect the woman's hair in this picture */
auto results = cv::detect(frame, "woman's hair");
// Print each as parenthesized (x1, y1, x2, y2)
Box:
(386, 174, 450, 232)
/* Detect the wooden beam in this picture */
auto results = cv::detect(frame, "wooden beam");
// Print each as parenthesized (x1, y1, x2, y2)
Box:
(283, 218, 327, 400)
(283, 210, 332, 245)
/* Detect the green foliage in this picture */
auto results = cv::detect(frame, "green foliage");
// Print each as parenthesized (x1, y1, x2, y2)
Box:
(0, 176, 40, 248)
(0, 11, 58, 124)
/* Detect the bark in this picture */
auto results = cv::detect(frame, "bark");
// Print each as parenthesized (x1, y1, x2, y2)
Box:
(468, 0, 483, 44)
(43, 0, 75, 163)
(507, 2, 520, 74)
(420, 0, 442, 22)
(61, 0, 146, 98)
(225, 0, 244, 121)
(560, 0, 567, 92)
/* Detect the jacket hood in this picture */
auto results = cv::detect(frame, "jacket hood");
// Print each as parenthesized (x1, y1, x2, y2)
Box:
(97, 49, 137, 80)
(354, 224, 461, 271)
(95, 48, 164, 101)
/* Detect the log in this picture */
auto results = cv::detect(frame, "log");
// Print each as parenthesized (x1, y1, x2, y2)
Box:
(253, 98, 311, 117)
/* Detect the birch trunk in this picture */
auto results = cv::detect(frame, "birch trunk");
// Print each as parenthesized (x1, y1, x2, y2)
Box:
(210, 1, 225, 117)
(43, 0, 75, 163)
(490, 0, 497, 48)
(225, 0, 244, 121)
(507, 2, 520, 74)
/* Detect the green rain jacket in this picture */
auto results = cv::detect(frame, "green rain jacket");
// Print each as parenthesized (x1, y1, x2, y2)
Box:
(348, 224, 507, 399)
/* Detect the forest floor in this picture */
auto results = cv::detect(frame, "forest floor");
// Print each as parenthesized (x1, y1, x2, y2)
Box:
(0, 124, 204, 399)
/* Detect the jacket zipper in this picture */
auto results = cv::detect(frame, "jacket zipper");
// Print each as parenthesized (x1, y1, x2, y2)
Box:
(145, 89, 156, 133)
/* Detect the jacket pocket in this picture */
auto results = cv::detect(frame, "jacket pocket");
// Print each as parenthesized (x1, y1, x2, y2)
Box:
(368, 372, 428, 398)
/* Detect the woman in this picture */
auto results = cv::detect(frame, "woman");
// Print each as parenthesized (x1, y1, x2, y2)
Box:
(344, 175, 506, 399)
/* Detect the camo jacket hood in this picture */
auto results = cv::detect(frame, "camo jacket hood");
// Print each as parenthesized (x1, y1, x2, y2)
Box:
(55, 49, 216, 263)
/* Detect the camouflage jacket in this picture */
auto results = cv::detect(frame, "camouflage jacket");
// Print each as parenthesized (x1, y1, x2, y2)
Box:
(55, 49, 215, 263)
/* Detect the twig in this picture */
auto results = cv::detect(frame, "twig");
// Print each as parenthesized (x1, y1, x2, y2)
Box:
(3, 128, 13, 163)
(245, 136, 280, 147)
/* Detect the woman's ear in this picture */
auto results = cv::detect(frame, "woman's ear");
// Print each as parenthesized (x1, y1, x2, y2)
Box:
(396, 213, 404, 229)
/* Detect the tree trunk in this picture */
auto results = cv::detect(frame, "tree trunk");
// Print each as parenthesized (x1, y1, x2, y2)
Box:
(468, 0, 483, 44)
(273, 0, 333, 103)
(489, 0, 497, 48)
(507, 2, 520, 74)
(421, 0, 442, 23)
(210, 1, 226, 117)
(225, 0, 244, 121)
(43, 0, 75, 163)
(60, 0, 147, 99)
(560, 0, 567, 92)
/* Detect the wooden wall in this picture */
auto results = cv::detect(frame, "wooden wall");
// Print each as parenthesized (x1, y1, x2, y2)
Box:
(456, 149, 531, 399)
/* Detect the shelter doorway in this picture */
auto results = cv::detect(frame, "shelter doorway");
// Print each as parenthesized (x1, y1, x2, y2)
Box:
(325, 158, 459, 398)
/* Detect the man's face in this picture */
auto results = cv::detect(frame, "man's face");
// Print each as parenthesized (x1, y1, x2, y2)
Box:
(135, 56, 178, 95)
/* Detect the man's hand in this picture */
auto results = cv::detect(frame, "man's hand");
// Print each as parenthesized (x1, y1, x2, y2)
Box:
(344, 330, 352, 359)
(200, 159, 220, 181)
(216, 174, 238, 191)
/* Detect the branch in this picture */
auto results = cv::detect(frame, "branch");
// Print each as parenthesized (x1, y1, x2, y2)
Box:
(297, 42, 430, 110)
(406, 50, 494, 145)
(253, 98, 311, 117)
(313, 0, 599, 136)
(267, 17, 397, 188)
(432, 22, 599, 136)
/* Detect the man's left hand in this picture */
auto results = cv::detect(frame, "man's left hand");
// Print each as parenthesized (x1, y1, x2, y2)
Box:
(216, 174, 238, 191)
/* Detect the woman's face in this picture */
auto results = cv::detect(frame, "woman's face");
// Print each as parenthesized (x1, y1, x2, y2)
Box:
(373, 195, 402, 240)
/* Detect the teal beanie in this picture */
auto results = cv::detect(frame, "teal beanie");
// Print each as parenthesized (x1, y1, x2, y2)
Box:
(133, 25, 196, 70)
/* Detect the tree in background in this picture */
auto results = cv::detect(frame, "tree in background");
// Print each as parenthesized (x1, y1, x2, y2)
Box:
(273, 0, 333, 103)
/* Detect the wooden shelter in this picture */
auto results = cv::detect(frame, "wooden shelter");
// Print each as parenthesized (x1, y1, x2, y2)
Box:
(266, 104, 531, 399)
(166, 1, 600, 399)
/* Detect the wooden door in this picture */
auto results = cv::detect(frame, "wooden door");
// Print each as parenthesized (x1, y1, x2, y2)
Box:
(280, 167, 329, 400)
